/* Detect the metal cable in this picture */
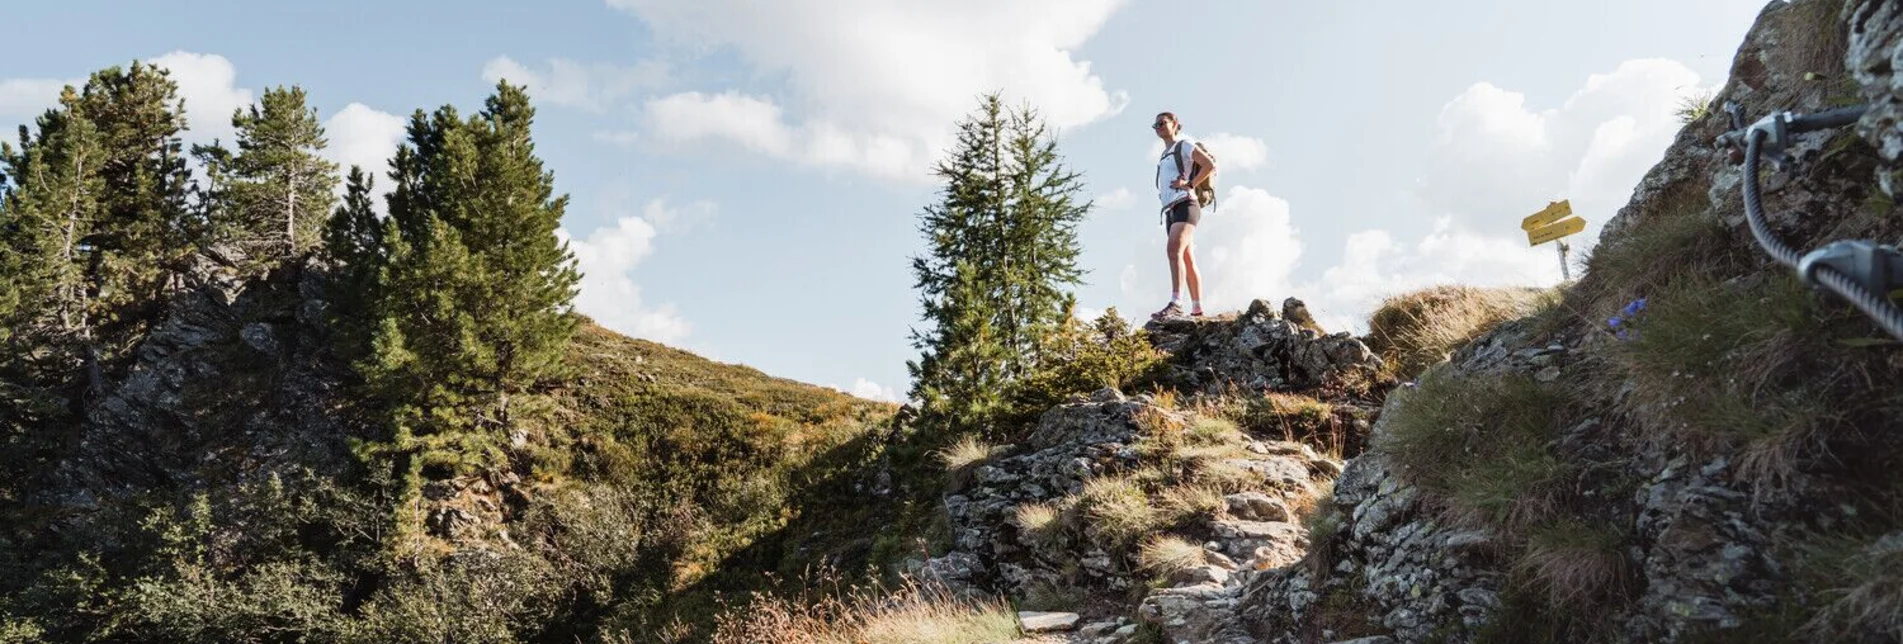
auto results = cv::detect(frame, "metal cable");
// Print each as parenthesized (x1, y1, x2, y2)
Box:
(1741, 128, 1903, 341)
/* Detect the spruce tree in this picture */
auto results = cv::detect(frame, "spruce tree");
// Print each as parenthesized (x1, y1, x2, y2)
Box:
(208, 86, 339, 272)
(907, 93, 1090, 436)
(362, 81, 580, 471)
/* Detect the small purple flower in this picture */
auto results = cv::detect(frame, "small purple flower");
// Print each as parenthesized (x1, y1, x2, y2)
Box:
(1608, 298, 1647, 341)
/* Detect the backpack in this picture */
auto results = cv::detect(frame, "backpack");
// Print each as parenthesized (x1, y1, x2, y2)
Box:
(1164, 139, 1218, 211)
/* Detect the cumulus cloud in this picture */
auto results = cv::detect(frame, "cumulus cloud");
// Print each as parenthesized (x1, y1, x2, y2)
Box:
(1415, 58, 1708, 244)
(481, 56, 670, 113)
(322, 103, 406, 188)
(0, 78, 79, 123)
(615, 0, 1129, 180)
(592, 129, 641, 147)
(556, 199, 703, 344)
(848, 378, 902, 403)
(148, 51, 255, 146)
(1197, 133, 1271, 172)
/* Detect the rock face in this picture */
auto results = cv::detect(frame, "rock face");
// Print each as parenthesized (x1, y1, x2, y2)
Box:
(1146, 298, 1385, 395)
(927, 396, 1335, 599)
(53, 262, 356, 508)
(917, 304, 1389, 644)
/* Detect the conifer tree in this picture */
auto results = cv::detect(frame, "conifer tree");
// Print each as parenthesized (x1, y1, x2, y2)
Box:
(319, 166, 381, 357)
(71, 61, 193, 385)
(205, 86, 339, 273)
(362, 81, 580, 469)
(907, 93, 1090, 435)
(0, 86, 109, 392)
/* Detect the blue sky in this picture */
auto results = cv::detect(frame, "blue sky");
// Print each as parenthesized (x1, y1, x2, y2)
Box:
(0, 0, 1773, 401)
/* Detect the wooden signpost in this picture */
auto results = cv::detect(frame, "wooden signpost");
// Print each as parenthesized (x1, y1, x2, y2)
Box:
(1523, 200, 1585, 280)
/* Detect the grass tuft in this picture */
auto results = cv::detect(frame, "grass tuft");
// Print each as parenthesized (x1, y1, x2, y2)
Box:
(1136, 536, 1207, 578)
(1365, 285, 1564, 381)
(1378, 370, 1575, 533)
(1073, 476, 1161, 548)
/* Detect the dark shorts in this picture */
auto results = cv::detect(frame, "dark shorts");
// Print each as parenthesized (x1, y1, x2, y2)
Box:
(1164, 199, 1202, 229)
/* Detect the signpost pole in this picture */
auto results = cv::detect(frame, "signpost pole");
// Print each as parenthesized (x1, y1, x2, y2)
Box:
(1557, 240, 1571, 281)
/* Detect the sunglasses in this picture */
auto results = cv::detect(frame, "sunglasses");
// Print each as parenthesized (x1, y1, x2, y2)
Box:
(1152, 122, 1168, 129)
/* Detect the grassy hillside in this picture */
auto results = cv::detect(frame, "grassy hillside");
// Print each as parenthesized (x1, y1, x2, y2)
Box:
(0, 291, 902, 643)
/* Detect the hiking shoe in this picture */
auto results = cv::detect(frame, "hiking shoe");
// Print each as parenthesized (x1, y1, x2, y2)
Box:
(1151, 302, 1185, 320)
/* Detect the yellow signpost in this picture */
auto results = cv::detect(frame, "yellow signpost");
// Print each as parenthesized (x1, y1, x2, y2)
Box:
(1521, 200, 1573, 231)
(1523, 200, 1585, 280)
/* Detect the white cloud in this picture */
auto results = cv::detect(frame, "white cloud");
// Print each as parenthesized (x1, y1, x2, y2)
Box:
(556, 199, 704, 344)
(322, 103, 406, 187)
(0, 78, 78, 123)
(481, 56, 670, 113)
(1415, 58, 1708, 245)
(1198, 133, 1271, 172)
(592, 129, 641, 147)
(641, 197, 716, 232)
(847, 378, 901, 403)
(616, 0, 1130, 180)
(148, 51, 255, 146)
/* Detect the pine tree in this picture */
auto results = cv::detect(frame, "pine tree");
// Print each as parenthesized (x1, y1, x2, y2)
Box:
(0, 86, 109, 393)
(69, 61, 194, 385)
(361, 81, 580, 471)
(319, 166, 381, 358)
(207, 86, 339, 273)
(907, 93, 1091, 436)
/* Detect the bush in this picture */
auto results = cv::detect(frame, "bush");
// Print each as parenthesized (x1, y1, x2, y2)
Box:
(1009, 308, 1165, 422)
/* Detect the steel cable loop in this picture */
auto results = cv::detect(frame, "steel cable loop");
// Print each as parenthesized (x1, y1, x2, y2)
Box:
(1741, 127, 1903, 341)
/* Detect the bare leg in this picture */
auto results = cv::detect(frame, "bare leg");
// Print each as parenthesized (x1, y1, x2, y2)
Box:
(1166, 222, 1187, 299)
(1180, 224, 1202, 309)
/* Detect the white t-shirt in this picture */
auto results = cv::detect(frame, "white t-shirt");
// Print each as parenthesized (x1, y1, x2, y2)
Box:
(1155, 136, 1198, 209)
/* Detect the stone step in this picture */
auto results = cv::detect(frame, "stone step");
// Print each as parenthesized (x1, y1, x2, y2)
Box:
(1019, 611, 1081, 633)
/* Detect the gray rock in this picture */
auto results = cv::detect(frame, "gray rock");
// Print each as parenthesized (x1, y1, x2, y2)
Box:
(1018, 611, 1080, 633)
(1226, 491, 1292, 522)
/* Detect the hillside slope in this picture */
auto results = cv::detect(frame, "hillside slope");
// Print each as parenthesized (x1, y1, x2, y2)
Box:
(0, 261, 898, 643)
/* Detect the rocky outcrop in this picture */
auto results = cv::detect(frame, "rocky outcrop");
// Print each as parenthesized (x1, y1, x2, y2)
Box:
(1145, 298, 1386, 395)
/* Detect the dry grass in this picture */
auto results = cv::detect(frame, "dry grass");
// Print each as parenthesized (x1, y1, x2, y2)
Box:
(1187, 417, 1243, 446)
(1158, 483, 1228, 525)
(1073, 476, 1161, 547)
(1516, 522, 1632, 609)
(1137, 535, 1207, 578)
(1574, 184, 1732, 314)
(1014, 502, 1062, 548)
(936, 435, 992, 490)
(1186, 459, 1262, 494)
(1804, 532, 1903, 641)
(1364, 285, 1562, 381)
(710, 574, 1020, 644)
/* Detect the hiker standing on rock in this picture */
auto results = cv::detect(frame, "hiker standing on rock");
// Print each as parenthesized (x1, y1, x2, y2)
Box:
(1151, 111, 1216, 320)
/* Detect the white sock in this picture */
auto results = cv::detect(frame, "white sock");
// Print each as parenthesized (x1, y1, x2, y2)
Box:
(1170, 292, 1182, 305)
(1192, 300, 1202, 311)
